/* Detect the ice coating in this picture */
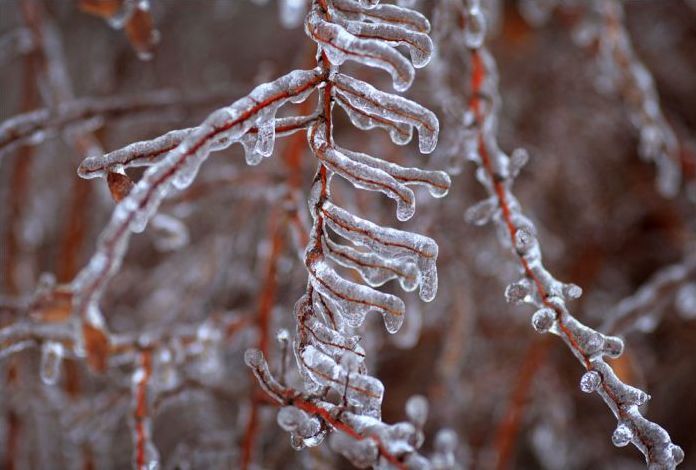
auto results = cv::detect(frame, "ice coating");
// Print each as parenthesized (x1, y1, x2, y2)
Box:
(458, 3, 684, 467)
(321, 201, 438, 302)
(306, 5, 415, 91)
(332, 73, 439, 154)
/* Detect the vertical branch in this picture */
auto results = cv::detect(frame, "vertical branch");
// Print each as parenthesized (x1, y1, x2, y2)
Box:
(131, 350, 157, 470)
(459, 2, 684, 467)
(241, 212, 286, 470)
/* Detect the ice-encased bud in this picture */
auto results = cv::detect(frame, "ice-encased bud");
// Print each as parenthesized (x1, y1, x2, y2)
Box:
(611, 423, 633, 447)
(513, 227, 535, 254)
(40, 341, 65, 386)
(244, 348, 265, 368)
(434, 428, 458, 454)
(509, 148, 529, 178)
(671, 444, 685, 465)
(562, 283, 583, 300)
(276, 328, 291, 344)
(579, 370, 601, 393)
(464, 7, 486, 49)
(634, 390, 650, 407)
(531, 308, 555, 333)
(601, 336, 624, 358)
(153, 347, 179, 391)
(585, 332, 604, 356)
(277, 406, 304, 431)
(505, 280, 531, 305)
(405, 395, 428, 428)
(464, 198, 497, 226)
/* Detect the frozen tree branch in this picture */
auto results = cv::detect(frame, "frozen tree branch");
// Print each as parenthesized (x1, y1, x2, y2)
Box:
(446, 0, 684, 467)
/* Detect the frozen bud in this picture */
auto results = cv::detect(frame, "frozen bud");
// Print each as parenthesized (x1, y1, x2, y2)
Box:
(40, 341, 64, 386)
(562, 283, 583, 300)
(509, 148, 529, 178)
(244, 348, 265, 368)
(297, 416, 321, 440)
(406, 395, 429, 428)
(531, 308, 555, 333)
(276, 328, 291, 344)
(579, 370, 601, 393)
(602, 336, 624, 358)
(464, 7, 486, 49)
(464, 198, 497, 226)
(434, 428, 458, 454)
(513, 227, 535, 254)
(505, 280, 531, 305)
(634, 390, 650, 407)
(154, 348, 178, 391)
(611, 423, 633, 447)
(277, 406, 303, 432)
(585, 332, 604, 355)
(671, 445, 685, 465)
(675, 283, 696, 319)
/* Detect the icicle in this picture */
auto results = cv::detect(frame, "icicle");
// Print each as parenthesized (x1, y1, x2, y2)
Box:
(332, 73, 439, 153)
(306, 6, 415, 91)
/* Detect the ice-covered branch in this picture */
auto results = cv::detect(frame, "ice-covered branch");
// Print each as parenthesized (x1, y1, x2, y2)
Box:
(544, 0, 682, 197)
(601, 255, 696, 336)
(242, 0, 453, 466)
(245, 349, 456, 469)
(0, 87, 245, 159)
(69, 67, 323, 369)
(450, 0, 684, 467)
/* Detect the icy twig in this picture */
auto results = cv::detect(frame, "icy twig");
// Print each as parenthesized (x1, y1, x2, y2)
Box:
(601, 256, 696, 336)
(460, 2, 684, 467)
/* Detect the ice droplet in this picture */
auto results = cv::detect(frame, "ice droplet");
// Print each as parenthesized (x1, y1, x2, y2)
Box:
(602, 336, 624, 358)
(505, 280, 530, 305)
(579, 370, 601, 393)
(671, 444, 685, 465)
(531, 307, 555, 333)
(464, 198, 496, 226)
(405, 395, 428, 428)
(244, 348, 264, 368)
(611, 423, 633, 447)
(514, 227, 535, 254)
(464, 7, 486, 49)
(563, 283, 583, 300)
